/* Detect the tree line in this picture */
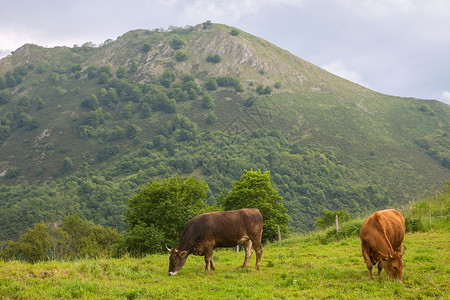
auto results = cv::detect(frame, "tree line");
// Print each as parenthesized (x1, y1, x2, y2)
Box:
(1, 170, 290, 261)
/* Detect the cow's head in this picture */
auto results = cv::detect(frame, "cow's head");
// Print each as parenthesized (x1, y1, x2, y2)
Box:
(167, 247, 188, 276)
(378, 245, 406, 281)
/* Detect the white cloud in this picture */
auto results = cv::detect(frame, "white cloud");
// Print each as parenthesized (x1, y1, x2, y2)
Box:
(439, 91, 450, 105)
(183, 0, 305, 24)
(322, 60, 370, 88)
(336, 0, 416, 18)
(0, 29, 36, 52)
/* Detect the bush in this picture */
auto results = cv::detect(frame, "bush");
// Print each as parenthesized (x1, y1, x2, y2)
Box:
(202, 94, 214, 109)
(170, 35, 185, 50)
(204, 78, 218, 91)
(175, 50, 188, 62)
(142, 42, 152, 53)
(405, 218, 425, 233)
(312, 219, 363, 245)
(206, 54, 222, 63)
(230, 29, 239, 36)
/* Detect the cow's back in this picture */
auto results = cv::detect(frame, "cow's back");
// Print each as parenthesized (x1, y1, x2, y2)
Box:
(179, 208, 263, 248)
(360, 209, 405, 252)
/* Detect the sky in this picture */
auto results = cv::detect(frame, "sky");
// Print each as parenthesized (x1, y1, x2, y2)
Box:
(1, 0, 449, 104)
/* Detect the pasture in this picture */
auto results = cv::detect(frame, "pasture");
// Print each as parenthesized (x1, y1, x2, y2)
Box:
(0, 231, 448, 299)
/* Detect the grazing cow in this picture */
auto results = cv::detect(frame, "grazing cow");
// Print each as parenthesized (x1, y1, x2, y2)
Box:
(167, 208, 263, 275)
(360, 209, 406, 281)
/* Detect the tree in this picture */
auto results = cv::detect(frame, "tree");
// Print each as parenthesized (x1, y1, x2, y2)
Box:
(123, 176, 209, 256)
(127, 124, 142, 139)
(202, 94, 214, 109)
(62, 157, 74, 174)
(142, 42, 152, 53)
(204, 78, 218, 91)
(0, 125, 10, 140)
(37, 98, 45, 110)
(81, 94, 99, 110)
(206, 54, 222, 63)
(86, 65, 100, 79)
(314, 210, 351, 229)
(175, 50, 188, 62)
(0, 91, 11, 104)
(170, 35, 185, 50)
(206, 112, 217, 124)
(116, 66, 129, 79)
(221, 170, 289, 242)
(230, 28, 240, 36)
(130, 61, 138, 73)
(1, 222, 51, 263)
(159, 69, 176, 88)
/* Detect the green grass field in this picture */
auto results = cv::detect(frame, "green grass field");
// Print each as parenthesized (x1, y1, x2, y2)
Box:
(1, 230, 448, 299)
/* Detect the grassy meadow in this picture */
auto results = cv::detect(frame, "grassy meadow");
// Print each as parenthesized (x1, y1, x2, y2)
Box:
(0, 230, 448, 299)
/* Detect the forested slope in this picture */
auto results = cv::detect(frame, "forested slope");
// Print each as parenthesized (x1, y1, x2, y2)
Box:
(0, 22, 448, 242)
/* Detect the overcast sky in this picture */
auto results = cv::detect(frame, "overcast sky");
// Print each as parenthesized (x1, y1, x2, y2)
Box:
(1, 0, 449, 104)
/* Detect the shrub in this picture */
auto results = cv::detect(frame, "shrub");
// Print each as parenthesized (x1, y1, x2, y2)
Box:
(230, 29, 239, 36)
(204, 78, 218, 91)
(202, 94, 214, 109)
(170, 35, 185, 50)
(206, 54, 222, 63)
(142, 42, 152, 53)
(175, 50, 188, 62)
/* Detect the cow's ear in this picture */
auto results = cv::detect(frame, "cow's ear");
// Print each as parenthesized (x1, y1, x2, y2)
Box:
(378, 251, 389, 260)
(180, 251, 187, 257)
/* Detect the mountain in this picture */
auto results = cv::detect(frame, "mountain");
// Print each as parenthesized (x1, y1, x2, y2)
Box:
(0, 22, 448, 241)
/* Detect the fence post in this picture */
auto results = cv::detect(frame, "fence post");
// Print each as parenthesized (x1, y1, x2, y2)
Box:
(236, 245, 239, 253)
(409, 201, 413, 221)
(430, 208, 432, 231)
(336, 215, 339, 234)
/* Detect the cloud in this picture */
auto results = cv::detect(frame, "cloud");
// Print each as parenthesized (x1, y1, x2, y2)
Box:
(0, 29, 36, 52)
(439, 91, 450, 105)
(335, 0, 416, 18)
(182, 0, 305, 24)
(322, 60, 370, 88)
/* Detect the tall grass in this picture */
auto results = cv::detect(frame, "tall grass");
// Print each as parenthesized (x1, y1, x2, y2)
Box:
(1, 230, 448, 299)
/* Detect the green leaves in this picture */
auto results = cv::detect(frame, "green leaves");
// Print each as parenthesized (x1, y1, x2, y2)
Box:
(124, 176, 209, 255)
(221, 170, 290, 242)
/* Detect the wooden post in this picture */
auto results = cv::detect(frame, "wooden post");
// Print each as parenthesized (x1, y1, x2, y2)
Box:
(336, 215, 339, 234)
(236, 245, 239, 253)
(277, 225, 281, 243)
(430, 208, 432, 231)
(409, 201, 413, 221)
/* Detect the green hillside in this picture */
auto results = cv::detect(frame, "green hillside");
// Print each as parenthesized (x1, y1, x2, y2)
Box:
(0, 22, 448, 241)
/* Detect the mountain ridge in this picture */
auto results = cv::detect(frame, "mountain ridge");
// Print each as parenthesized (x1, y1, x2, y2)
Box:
(0, 22, 448, 240)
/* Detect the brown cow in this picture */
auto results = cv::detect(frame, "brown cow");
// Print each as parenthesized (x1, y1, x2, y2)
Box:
(360, 209, 406, 281)
(167, 208, 263, 275)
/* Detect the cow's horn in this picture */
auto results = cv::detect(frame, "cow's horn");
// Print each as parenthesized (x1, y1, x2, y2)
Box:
(402, 245, 406, 255)
(388, 248, 392, 259)
(165, 245, 171, 252)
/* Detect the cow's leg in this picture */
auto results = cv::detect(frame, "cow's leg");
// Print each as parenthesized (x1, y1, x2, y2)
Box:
(377, 261, 383, 278)
(204, 248, 215, 273)
(241, 240, 253, 268)
(252, 239, 263, 270)
(362, 248, 374, 279)
(210, 254, 216, 271)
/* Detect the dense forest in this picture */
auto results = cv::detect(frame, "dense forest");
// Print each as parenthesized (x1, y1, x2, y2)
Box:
(0, 22, 448, 244)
